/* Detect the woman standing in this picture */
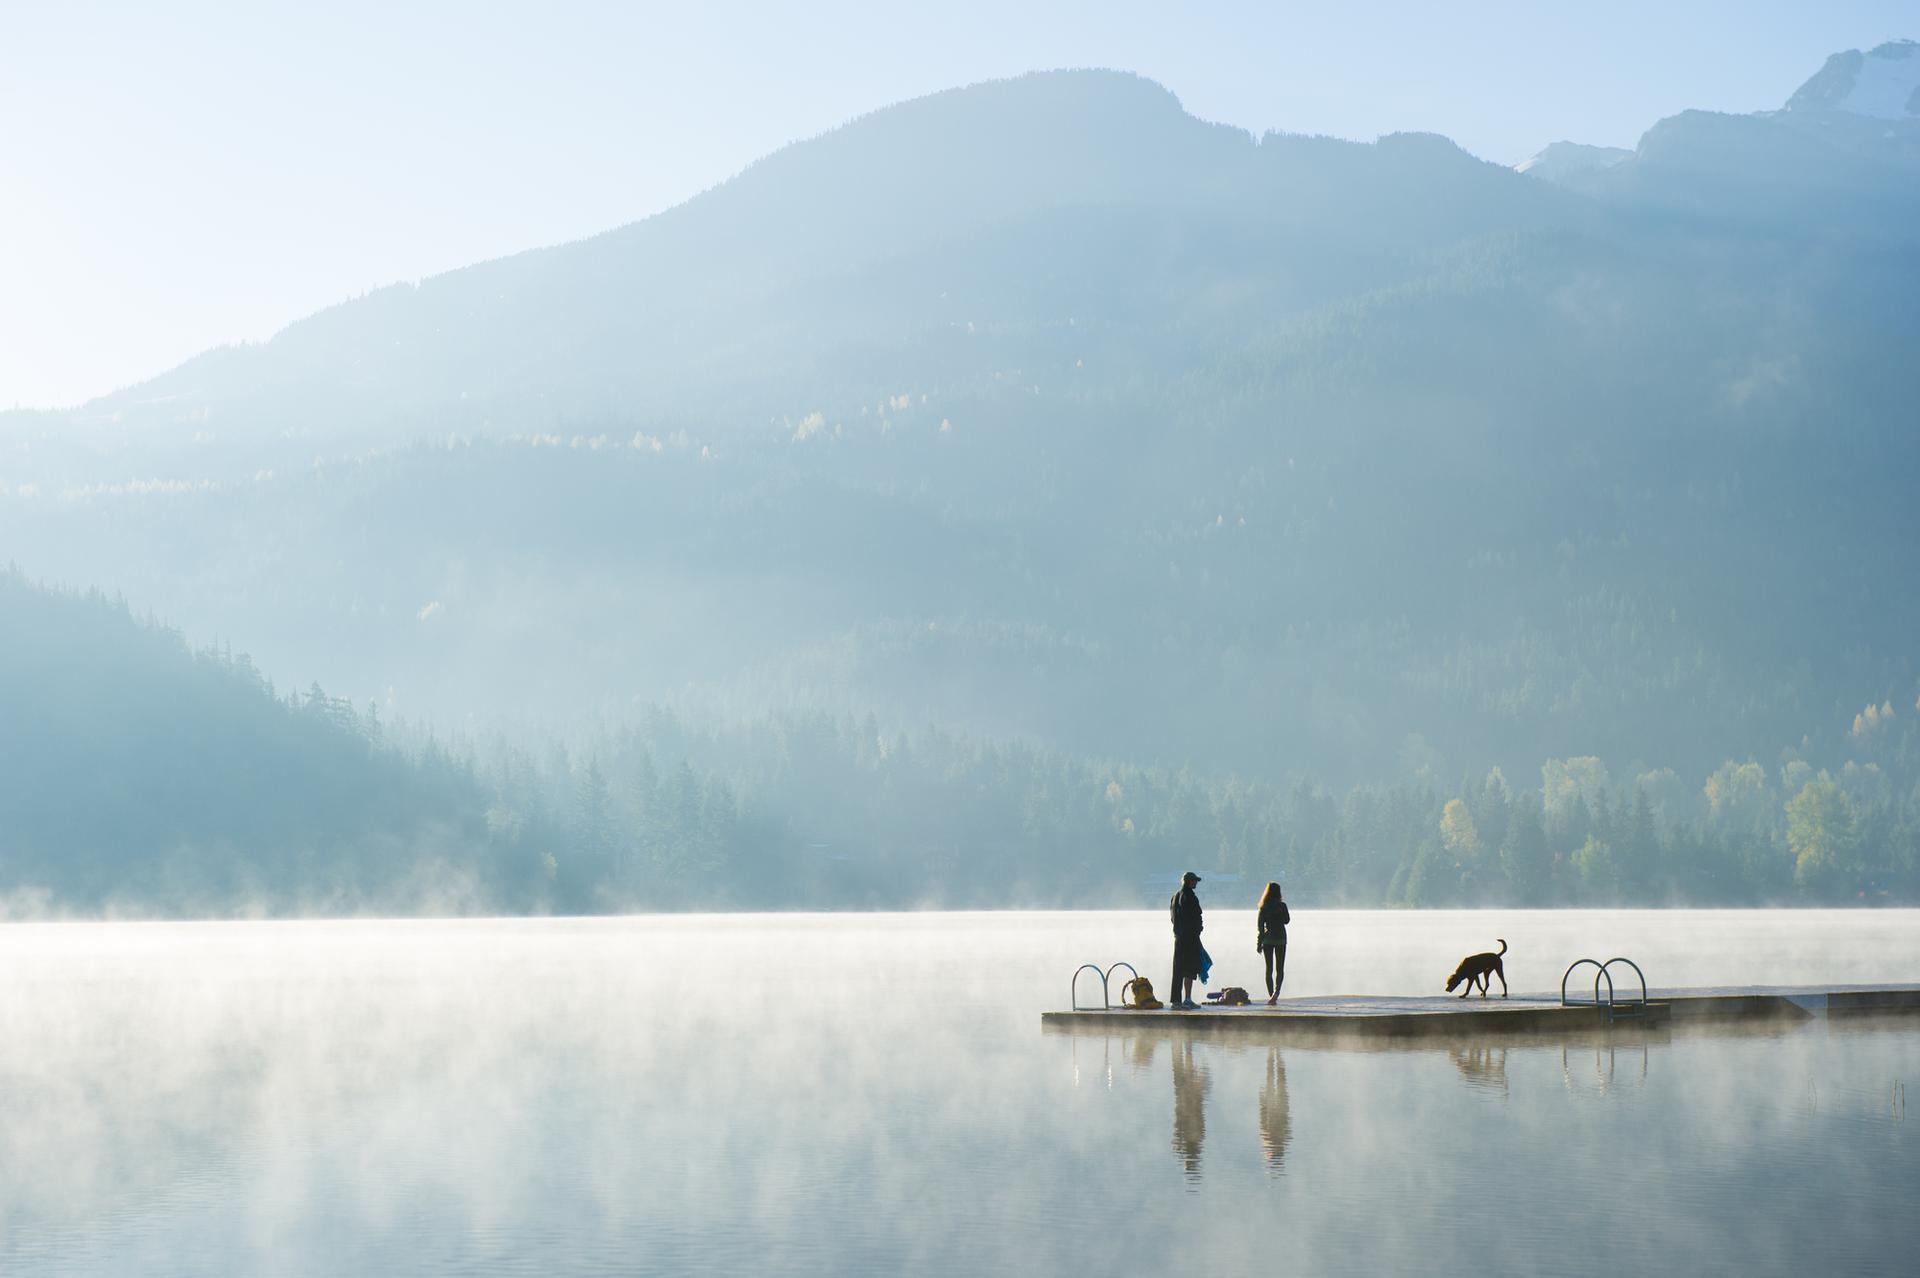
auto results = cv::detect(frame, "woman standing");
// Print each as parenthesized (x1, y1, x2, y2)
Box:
(1256, 882, 1290, 1005)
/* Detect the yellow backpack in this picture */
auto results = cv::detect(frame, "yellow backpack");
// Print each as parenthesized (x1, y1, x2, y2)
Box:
(1123, 976, 1163, 1010)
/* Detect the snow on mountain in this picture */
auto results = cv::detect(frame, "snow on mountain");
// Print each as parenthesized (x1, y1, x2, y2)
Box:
(1514, 140, 1631, 184)
(1785, 39, 1920, 119)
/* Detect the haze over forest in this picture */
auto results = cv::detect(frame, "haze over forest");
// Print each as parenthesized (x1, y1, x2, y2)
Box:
(4, 43, 1919, 913)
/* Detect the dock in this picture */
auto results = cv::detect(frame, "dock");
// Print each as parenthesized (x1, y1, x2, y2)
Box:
(1040, 984, 1920, 1041)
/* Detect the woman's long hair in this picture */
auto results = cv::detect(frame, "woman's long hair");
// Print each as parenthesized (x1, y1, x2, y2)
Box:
(1257, 881, 1282, 913)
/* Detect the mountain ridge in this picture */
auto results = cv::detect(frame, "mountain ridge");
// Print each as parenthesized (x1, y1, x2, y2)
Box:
(1506, 39, 1920, 204)
(2, 46, 1915, 808)
(1785, 38, 1920, 118)
(42, 69, 1557, 437)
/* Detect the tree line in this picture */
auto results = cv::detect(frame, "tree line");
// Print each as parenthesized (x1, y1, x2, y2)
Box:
(7, 566, 1915, 914)
(473, 705, 1920, 911)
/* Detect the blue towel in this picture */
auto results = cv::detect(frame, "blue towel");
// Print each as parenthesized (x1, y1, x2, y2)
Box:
(1197, 943, 1212, 985)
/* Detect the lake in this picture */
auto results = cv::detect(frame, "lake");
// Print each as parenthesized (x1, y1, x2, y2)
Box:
(0, 909, 1914, 1275)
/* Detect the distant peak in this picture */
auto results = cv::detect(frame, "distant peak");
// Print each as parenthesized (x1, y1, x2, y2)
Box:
(1515, 140, 1631, 183)
(1785, 39, 1920, 119)
(855, 67, 1188, 127)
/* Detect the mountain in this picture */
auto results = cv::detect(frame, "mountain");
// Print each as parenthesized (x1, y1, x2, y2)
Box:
(0, 568, 549, 912)
(1514, 141, 1630, 184)
(58, 71, 1572, 447)
(1786, 39, 1920, 118)
(1523, 39, 1920, 218)
(2, 54, 1918, 911)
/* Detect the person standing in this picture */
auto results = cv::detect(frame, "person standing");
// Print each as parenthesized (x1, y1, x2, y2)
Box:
(1256, 881, 1290, 1005)
(1169, 871, 1204, 1009)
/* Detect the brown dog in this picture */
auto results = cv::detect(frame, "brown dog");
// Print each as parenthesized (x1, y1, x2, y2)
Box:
(1445, 939, 1508, 998)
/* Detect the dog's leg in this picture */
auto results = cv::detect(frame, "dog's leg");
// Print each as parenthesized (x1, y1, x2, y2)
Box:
(1497, 965, 1508, 998)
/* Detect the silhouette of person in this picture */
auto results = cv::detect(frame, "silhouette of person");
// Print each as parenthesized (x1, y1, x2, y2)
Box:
(1170, 1037, 1210, 1182)
(1169, 871, 1204, 1009)
(1259, 1047, 1292, 1173)
(1256, 881, 1290, 1004)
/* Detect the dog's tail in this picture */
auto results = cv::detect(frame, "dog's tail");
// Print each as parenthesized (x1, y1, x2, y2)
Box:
(1496, 938, 1507, 956)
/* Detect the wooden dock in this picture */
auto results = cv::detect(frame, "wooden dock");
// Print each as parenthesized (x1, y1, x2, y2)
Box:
(1039, 984, 1920, 1041)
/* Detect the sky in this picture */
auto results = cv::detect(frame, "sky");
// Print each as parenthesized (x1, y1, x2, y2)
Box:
(2, 1, 1912, 410)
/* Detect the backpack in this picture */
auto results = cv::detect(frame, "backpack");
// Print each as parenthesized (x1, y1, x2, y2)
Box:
(1123, 976, 1163, 1009)
(1218, 986, 1251, 1005)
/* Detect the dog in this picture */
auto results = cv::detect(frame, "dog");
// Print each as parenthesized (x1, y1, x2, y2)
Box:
(1444, 939, 1508, 998)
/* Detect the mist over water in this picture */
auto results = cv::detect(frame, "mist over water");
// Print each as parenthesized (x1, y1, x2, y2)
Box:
(6, 21, 1919, 1278)
(1, 910, 1913, 1275)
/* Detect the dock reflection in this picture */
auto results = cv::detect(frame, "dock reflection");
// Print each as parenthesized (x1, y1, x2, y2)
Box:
(1057, 1018, 1688, 1185)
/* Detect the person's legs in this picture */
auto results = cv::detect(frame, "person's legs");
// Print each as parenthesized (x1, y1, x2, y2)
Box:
(1264, 946, 1278, 999)
(1172, 938, 1198, 1007)
(1274, 939, 1287, 997)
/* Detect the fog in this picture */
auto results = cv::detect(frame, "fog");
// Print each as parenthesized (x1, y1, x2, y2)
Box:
(0, 911, 1913, 1273)
(7, 16, 1919, 1277)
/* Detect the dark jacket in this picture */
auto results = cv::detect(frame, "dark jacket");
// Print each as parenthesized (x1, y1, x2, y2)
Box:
(1258, 899, 1290, 948)
(1170, 885, 1203, 939)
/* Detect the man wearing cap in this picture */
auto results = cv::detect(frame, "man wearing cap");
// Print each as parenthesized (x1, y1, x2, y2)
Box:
(1169, 871, 1204, 1009)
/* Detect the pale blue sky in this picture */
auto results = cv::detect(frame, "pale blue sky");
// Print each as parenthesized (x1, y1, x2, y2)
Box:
(2, 1, 1911, 409)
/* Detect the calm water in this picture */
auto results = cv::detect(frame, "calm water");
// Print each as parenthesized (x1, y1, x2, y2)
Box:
(0, 909, 1914, 1275)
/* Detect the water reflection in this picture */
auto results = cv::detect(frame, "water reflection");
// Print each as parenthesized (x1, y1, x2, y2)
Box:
(1258, 1048, 1291, 1174)
(1170, 1038, 1210, 1182)
(1117, 1033, 1292, 1181)
(1560, 1041, 1649, 1096)
(4, 912, 1916, 1276)
(1448, 1044, 1509, 1098)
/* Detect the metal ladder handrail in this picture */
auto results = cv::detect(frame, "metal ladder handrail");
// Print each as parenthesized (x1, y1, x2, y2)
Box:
(1598, 957, 1648, 1020)
(1561, 956, 1650, 1022)
(1071, 964, 1110, 1010)
(1069, 960, 1146, 1010)
(1561, 958, 1609, 1007)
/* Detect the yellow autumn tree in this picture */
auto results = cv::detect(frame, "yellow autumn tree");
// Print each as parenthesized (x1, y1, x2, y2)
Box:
(1542, 757, 1610, 822)
(1704, 761, 1769, 824)
(1440, 798, 1480, 863)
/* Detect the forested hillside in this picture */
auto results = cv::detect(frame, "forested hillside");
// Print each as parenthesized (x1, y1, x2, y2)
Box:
(8, 560, 1910, 912)
(0, 568, 543, 912)
(486, 702, 1920, 909)
(2, 53, 1917, 912)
